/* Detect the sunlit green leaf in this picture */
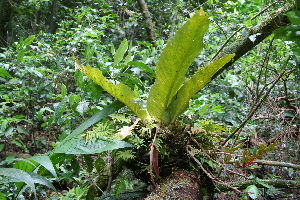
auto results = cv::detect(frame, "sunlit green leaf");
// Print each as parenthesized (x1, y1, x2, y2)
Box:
(0, 69, 12, 78)
(17, 49, 25, 64)
(164, 54, 235, 124)
(0, 191, 6, 200)
(147, 10, 210, 123)
(76, 61, 148, 120)
(114, 38, 128, 65)
(286, 10, 300, 25)
(60, 84, 67, 99)
(245, 184, 259, 199)
(23, 35, 35, 47)
(29, 155, 58, 179)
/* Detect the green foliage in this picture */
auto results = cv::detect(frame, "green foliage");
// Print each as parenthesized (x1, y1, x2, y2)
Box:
(245, 185, 259, 199)
(147, 10, 235, 124)
(274, 8, 300, 64)
(115, 150, 135, 160)
(82, 122, 115, 141)
(147, 10, 209, 123)
(0, 168, 56, 199)
(76, 59, 148, 120)
(61, 136, 132, 155)
(198, 119, 227, 133)
(110, 113, 132, 124)
(52, 100, 134, 154)
(0, 0, 299, 199)
(78, 10, 235, 125)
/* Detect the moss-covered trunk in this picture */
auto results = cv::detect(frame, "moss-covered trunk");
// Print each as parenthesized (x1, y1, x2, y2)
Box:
(145, 170, 203, 200)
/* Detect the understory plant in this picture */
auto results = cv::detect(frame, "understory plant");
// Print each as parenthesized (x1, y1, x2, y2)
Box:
(73, 9, 236, 195)
(0, 5, 291, 199)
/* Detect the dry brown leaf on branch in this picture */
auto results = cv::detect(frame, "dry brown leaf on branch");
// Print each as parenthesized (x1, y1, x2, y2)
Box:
(116, 118, 140, 139)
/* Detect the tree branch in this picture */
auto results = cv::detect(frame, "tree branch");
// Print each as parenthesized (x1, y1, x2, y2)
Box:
(211, 3, 294, 80)
(255, 160, 300, 170)
(218, 179, 300, 192)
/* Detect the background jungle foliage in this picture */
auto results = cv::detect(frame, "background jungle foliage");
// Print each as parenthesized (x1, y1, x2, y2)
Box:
(0, 0, 300, 199)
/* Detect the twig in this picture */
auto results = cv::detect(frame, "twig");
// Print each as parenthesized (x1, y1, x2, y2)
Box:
(249, 1, 278, 21)
(186, 145, 242, 193)
(210, 26, 245, 62)
(221, 69, 291, 147)
(188, 141, 247, 178)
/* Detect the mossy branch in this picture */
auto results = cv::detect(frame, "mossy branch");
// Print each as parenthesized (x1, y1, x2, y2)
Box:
(218, 179, 300, 192)
(211, 2, 295, 80)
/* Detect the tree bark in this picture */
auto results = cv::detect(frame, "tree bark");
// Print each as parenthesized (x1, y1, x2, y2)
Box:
(0, 0, 12, 49)
(138, 0, 155, 40)
(50, 0, 58, 34)
(145, 170, 202, 200)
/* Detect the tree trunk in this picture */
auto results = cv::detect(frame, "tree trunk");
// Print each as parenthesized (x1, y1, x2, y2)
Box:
(50, 0, 58, 34)
(0, 0, 12, 49)
(138, 0, 155, 41)
(145, 170, 202, 200)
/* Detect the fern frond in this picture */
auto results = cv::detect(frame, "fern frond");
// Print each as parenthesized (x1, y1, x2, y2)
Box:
(115, 150, 135, 160)
(110, 113, 131, 124)
(198, 119, 227, 133)
(81, 122, 114, 142)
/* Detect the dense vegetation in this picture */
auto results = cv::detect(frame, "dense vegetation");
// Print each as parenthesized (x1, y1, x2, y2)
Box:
(0, 0, 299, 199)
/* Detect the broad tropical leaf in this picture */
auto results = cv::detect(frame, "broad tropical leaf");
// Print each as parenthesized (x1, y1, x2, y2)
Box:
(29, 155, 58, 179)
(147, 10, 209, 123)
(52, 100, 125, 154)
(76, 61, 148, 120)
(53, 136, 134, 154)
(0, 168, 57, 198)
(0, 168, 36, 197)
(165, 54, 235, 123)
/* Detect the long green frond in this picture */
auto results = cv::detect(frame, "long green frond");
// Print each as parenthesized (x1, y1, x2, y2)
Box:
(147, 10, 209, 123)
(76, 61, 148, 120)
(166, 54, 235, 123)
